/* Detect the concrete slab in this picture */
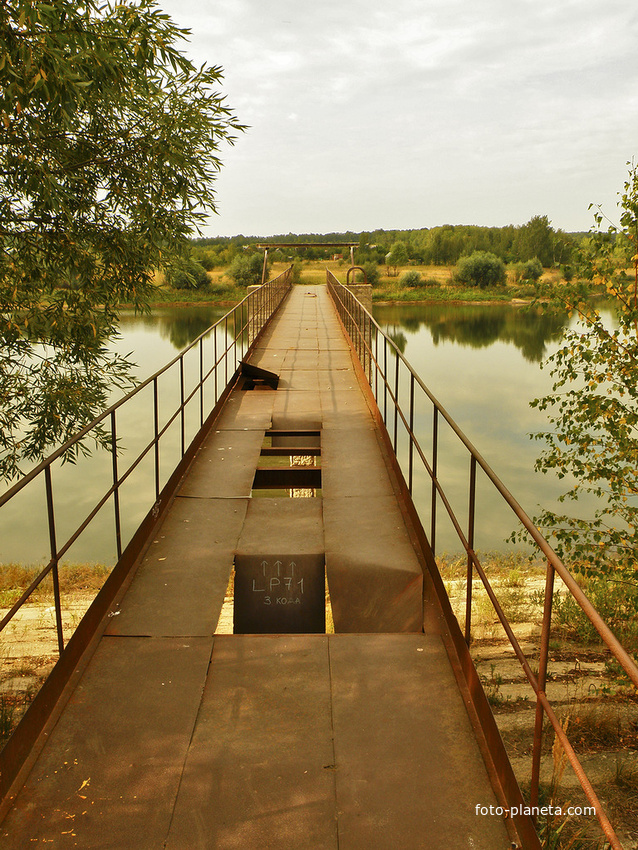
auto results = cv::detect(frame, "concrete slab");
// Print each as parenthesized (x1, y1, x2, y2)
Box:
(321, 427, 395, 498)
(324, 495, 423, 632)
(107, 498, 248, 637)
(282, 349, 353, 371)
(0, 637, 213, 850)
(328, 634, 511, 850)
(277, 370, 321, 392)
(214, 389, 275, 431)
(272, 391, 323, 432)
(178, 428, 265, 498)
(165, 635, 338, 850)
(244, 348, 287, 374)
(317, 369, 360, 391)
(320, 388, 372, 423)
(236, 498, 324, 558)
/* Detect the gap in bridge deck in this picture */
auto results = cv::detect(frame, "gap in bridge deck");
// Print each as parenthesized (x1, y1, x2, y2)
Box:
(214, 569, 335, 635)
(231, 427, 328, 635)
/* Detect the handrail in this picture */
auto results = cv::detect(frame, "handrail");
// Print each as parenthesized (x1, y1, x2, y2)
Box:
(327, 269, 638, 850)
(0, 268, 292, 643)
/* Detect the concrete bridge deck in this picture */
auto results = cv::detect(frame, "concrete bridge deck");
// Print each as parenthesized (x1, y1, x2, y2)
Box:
(0, 286, 513, 849)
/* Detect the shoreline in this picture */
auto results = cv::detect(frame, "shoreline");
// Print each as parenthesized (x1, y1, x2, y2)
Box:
(124, 296, 535, 310)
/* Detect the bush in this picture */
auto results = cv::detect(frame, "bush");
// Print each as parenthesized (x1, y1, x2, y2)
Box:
(399, 270, 423, 288)
(165, 258, 210, 290)
(228, 253, 268, 287)
(355, 261, 380, 286)
(455, 251, 506, 288)
(520, 257, 543, 281)
(192, 249, 221, 271)
(291, 260, 303, 285)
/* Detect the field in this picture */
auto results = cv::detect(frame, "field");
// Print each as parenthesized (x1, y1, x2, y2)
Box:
(149, 260, 566, 306)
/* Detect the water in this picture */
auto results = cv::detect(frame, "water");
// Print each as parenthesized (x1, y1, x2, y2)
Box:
(0, 301, 598, 564)
(372, 302, 586, 555)
(0, 306, 231, 566)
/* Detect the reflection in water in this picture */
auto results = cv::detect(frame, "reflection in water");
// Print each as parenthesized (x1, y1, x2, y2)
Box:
(1, 301, 604, 564)
(374, 303, 567, 362)
(119, 305, 228, 351)
(387, 329, 408, 354)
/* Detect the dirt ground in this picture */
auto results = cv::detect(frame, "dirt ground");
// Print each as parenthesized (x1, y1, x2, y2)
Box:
(2, 563, 636, 848)
(442, 564, 638, 849)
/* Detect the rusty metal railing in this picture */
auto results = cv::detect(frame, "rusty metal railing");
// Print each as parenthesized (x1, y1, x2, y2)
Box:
(0, 268, 292, 783)
(327, 270, 638, 850)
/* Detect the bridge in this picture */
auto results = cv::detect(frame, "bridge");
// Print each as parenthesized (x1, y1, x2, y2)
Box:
(1, 269, 636, 849)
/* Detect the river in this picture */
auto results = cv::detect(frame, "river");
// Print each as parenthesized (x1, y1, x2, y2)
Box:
(0, 300, 597, 564)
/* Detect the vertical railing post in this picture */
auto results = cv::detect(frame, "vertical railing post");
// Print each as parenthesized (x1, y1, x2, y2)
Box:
(368, 313, 373, 385)
(431, 407, 438, 556)
(214, 327, 218, 406)
(153, 376, 160, 500)
(393, 349, 399, 454)
(383, 337, 388, 428)
(408, 373, 415, 494)
(242, 299, 247, 359)
(224, 315, 229, 387)
(530, 558, 556, 809)
(111, 411, 122, 561)
(199, 337, 204, 428)
(374, 324, 379, 404)
(44, 467, 64, 655)
(179, 356, 185, 458)
(465, 455, 477, 645)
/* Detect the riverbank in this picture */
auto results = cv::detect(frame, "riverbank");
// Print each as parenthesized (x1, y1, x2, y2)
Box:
(136, 260, 559, 309)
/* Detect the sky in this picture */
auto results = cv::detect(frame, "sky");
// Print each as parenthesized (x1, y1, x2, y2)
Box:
(158, 0, 638, 239)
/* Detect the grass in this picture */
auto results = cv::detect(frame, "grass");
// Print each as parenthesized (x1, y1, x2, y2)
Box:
(0, 562, 111, 607)
(1, 562, 111, 746)
(437, 551, 638, 848)
(143, 260, 563, 306)
(552, 576, 638, 655)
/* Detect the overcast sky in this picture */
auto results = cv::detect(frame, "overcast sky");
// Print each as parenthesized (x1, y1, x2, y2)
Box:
(158, 0, 638, 238)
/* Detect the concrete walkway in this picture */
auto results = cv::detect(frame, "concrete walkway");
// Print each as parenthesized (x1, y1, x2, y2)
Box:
(0, 286, 511, 849)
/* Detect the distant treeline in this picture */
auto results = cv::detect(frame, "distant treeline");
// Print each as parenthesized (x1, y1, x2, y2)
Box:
(192, 216, 595, 269)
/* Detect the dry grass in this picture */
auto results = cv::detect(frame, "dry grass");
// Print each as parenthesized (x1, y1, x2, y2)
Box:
(0, 562, 111, 607)
(437, 552, 638, 847)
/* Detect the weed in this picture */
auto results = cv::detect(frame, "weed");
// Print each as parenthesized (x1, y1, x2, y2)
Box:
(0, 692, 15, 744)
(499, 586, 533, 624)
(481, 663, 504, 705)
(614, 757, 638, 792)
(565, 706, 622, 750)
(0, 562, 110, 607)
(504, 568, 525, 587)
(553, 577, 638, 652)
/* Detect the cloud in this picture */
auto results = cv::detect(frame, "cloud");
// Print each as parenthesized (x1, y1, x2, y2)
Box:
(159, 0, 638, 236)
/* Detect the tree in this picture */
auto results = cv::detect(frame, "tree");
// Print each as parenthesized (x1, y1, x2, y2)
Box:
(527, 162, 638, 583)
(0, 0, 243, 480)
(385, 241, 409, 275)
(454, 251, 506, 288)
(516, 215, 555, 267)
(228, 253, 268, 287)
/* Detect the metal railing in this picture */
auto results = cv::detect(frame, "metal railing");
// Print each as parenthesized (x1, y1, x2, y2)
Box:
(0, 269, 291, 733)
(327, 270, 638, 850)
